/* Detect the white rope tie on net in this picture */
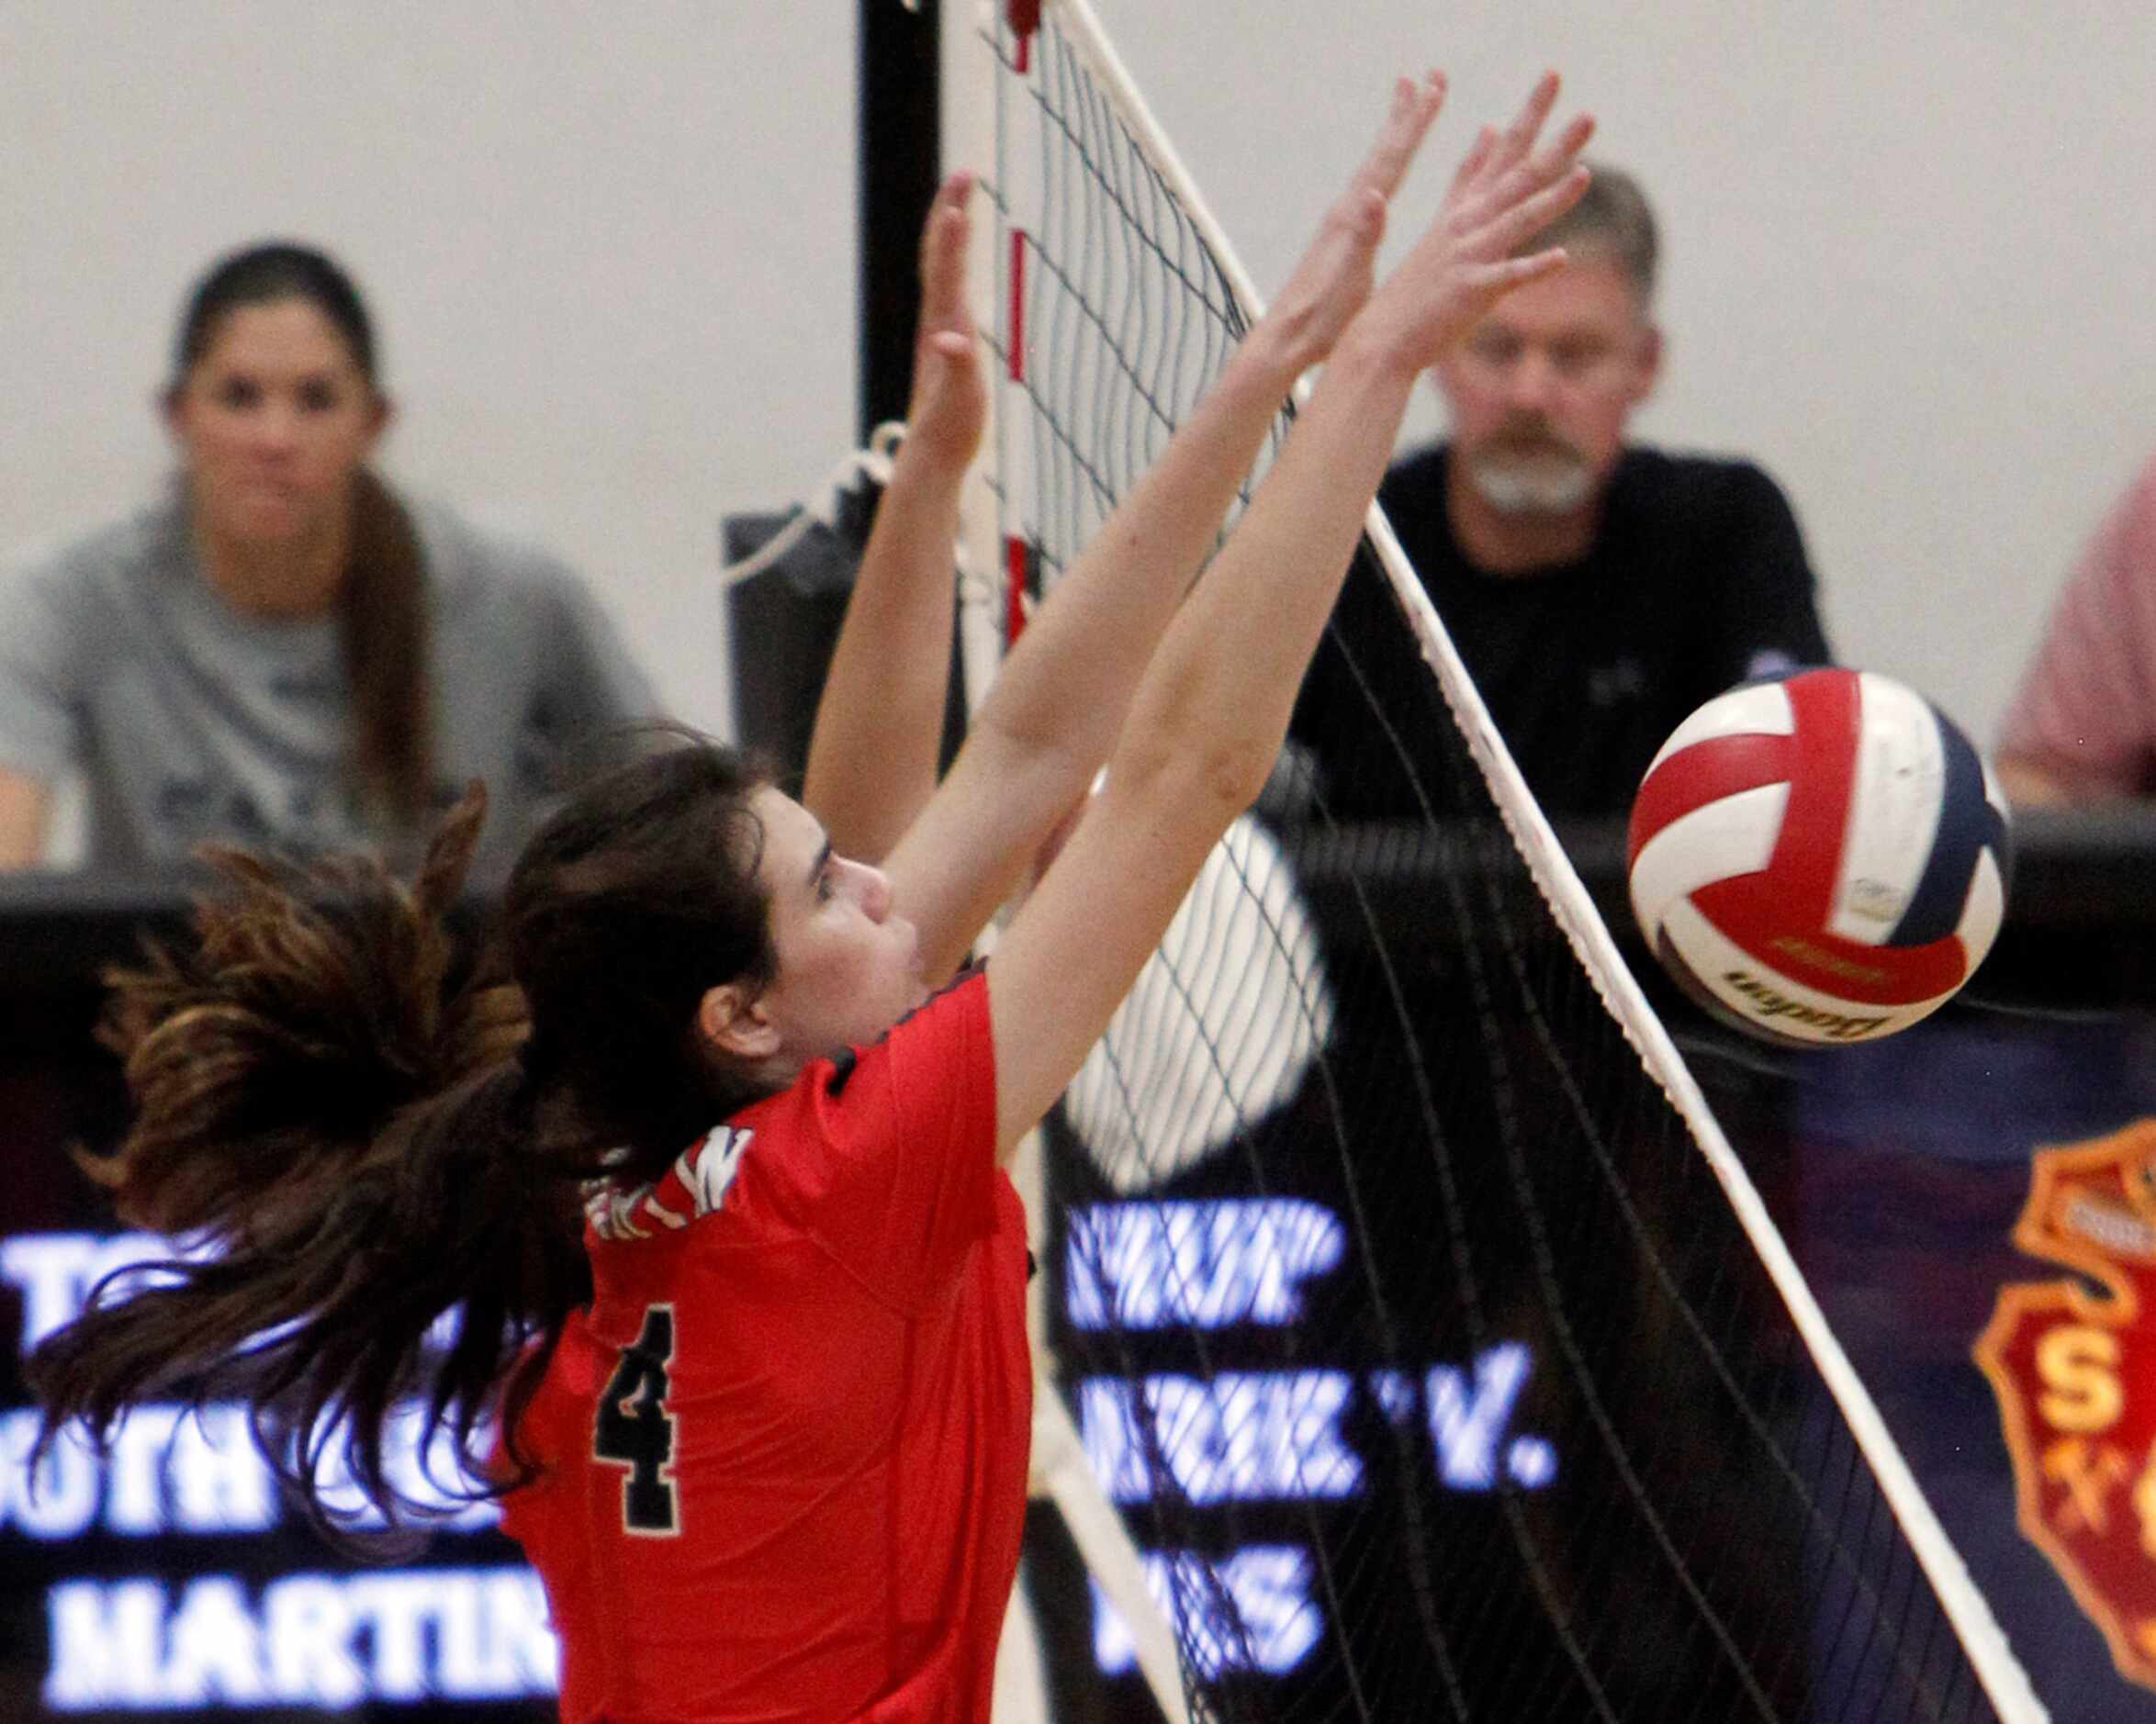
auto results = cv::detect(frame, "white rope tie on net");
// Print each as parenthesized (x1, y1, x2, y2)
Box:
(719, 418, 989, 610)
(717, 420, 909, 588)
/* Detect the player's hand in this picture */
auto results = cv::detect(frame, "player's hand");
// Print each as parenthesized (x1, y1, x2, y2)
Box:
(1255, 71, 1448, 377)
(903, 171, 986, 471)
(1349, 71, 1593, 375)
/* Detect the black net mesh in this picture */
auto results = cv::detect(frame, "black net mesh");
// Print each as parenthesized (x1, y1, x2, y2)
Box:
(981, 6, 2012, 1721)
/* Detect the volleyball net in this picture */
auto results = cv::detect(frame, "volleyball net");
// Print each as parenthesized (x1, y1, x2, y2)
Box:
(958, 3, 2042, 1719)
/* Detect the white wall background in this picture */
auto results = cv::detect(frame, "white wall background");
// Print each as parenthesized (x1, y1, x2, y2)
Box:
(5, 2, 2154, 751)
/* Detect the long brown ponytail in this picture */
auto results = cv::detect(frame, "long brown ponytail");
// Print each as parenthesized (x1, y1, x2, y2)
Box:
(343, 469, 433, 828)
(30, 735, 783, 1535)
(27, 789, 579, 1533)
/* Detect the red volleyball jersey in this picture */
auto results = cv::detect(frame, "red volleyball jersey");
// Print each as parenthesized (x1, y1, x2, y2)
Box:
(500, 972, 1032, 1722)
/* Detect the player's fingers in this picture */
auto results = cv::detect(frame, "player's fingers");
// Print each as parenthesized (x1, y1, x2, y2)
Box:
(1458, 246, 1571, 299)
(919, 224, 963, 333)
(911, 330, 983, 431)
(918, 172, 975, 322)
(1446, 125, 1497, 205)
(937, 177, 977, 295)
(917, 170, 968, 274)
(1355, 70, 1446, 201)
(1521, 114, 1595, 195)
(1297, 172, 1394, 308)
(1485, 70, 1561, 178)
(1353, 185, 1389, 249)
(1450, 119, 1590, 241)
(1467, 163, 1590, 258)
(1316, 179, 1393, 267)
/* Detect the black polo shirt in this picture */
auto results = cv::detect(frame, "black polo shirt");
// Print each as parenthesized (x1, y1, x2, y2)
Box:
(1289, 443, 1832, 821)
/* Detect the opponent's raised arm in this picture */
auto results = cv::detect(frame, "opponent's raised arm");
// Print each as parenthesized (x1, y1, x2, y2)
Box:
(802, 172, 984, 863)
(885, 73, 1454, 981)
(986, 73, 1593, 1155)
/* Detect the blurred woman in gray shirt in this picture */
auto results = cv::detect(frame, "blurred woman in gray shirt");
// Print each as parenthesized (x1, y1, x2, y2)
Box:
(0, 242, 656, 871)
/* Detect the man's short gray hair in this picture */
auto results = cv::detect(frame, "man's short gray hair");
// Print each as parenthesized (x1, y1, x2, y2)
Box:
(1526, 161, 1657, 306)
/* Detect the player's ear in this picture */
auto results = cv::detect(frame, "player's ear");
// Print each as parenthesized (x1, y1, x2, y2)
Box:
(1631, 323, 1664, 405)
(697, 983, 780, 1063)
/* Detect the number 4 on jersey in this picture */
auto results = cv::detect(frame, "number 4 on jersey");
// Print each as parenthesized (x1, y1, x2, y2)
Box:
(594, 1304, 679, 1535)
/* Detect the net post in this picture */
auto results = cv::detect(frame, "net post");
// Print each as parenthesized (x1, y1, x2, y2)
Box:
(857, 0, 941, 443)
(949, 9, 1196, 1714)
(950, 0, 1013, 713)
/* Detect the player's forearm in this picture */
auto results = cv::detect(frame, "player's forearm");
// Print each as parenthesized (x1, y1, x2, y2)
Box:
(971, 331, 1306, 777)
(1110, 331, 1418, 807)
(881, 333, 1308, 980)
(802, 445, 967, 862)
(977, 340, 1423, 1160)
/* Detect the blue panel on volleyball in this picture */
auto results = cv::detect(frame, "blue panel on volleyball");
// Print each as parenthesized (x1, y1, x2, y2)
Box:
(1891, 709, 2012, 947)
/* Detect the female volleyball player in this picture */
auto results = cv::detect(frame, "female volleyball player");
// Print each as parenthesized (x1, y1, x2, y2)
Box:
(29, 71, 1589, 1722)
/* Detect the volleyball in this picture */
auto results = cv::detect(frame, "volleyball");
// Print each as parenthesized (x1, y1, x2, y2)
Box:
(1625, 667, 2010, 1046)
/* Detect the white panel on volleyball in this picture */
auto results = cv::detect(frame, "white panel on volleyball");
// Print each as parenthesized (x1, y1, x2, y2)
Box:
(1640, 677, 1795, 777)
(1969, 755, 2013, 955)
(1626, 782, 1788, 941)
(1828, 671, 1948, 946)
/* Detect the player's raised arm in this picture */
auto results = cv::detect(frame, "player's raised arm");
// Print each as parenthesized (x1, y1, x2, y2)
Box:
(884, 72, 1455, 981)
(801, 172, 983, 863)
(985, 73, 1592, 1156)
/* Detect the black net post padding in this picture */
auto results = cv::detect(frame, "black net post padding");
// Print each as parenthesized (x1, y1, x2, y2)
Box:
(858, 0, 941, 443)
(724, 487, 967, 785)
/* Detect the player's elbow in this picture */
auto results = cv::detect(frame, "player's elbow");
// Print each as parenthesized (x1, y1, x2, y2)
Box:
(1114, 727, 1275, 831)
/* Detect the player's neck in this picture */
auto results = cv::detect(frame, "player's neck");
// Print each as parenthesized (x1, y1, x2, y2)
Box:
(191, 515, 352, 620)
(1444, 461, 1600, 577)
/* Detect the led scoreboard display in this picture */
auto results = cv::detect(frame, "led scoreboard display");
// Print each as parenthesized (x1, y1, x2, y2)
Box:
(0, 853, 1586, 1722)
(0, 880, 556, 1723)
(1, 1232, 557, 1717)
(9, 823, 1998, 1722)
(1057, 1198, 1556, 1681)
(7, 821, 2152, 1718)
(0, 837, 1664, 1722)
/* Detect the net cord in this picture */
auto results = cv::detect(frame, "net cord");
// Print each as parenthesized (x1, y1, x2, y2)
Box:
(991, 0, 2046, 1716)
(957, 3, 1012, 716)
(955, 8, 1197, 1720)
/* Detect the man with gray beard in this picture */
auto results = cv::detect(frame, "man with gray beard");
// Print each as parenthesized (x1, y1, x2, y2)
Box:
(1288, 163, 1830, 820)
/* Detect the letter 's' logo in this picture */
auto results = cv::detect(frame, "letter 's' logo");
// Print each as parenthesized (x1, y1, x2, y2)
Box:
(1975, 1119, 2156, 1690)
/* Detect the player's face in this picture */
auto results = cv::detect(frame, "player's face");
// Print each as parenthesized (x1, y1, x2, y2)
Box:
(745, 788, 928, 1069)
(1432, 253, 1658, 518)
(165, 298, 387, 558)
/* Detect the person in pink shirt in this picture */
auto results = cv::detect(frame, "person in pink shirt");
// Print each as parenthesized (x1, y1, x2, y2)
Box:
(1997, 453, 2156, 803)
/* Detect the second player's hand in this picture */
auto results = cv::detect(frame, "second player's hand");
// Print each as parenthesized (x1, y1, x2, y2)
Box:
(903, 171, 985, 472)
(1352, 71, 1594, 376)
(1253, 71, 1449, 380)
